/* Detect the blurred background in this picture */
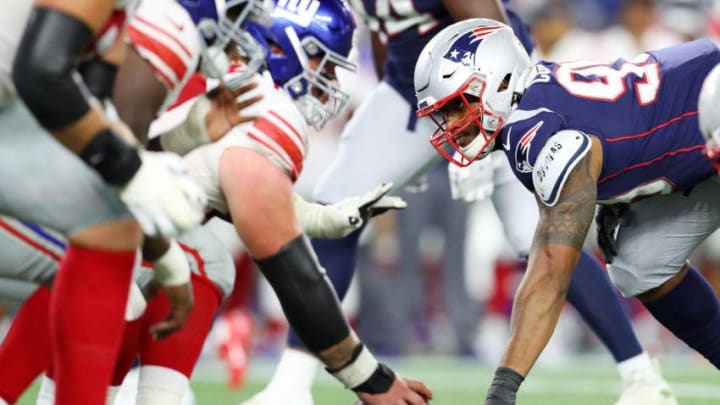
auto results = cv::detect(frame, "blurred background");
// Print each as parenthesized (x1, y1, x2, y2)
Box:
(6, 0, 720, 403)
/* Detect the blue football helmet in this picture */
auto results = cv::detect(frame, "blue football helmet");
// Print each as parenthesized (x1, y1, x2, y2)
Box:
(177, 0, 273, 85)
(245, 0, 357, 129)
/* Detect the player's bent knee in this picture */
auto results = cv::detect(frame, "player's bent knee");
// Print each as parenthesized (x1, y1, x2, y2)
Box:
(67, 218, 143, 250)
(136, 366, 189, 405)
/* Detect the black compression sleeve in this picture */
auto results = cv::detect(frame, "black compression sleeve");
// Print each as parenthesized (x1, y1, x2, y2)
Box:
(13, 7, 94, 129)
(79, 59, 118, 101)
(254, 235, 351, 352)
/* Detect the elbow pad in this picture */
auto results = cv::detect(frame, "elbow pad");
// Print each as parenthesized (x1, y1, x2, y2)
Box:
(254, 235, 350, 352)
(78, 59, 118, 102)
(12, 7, 94, 129)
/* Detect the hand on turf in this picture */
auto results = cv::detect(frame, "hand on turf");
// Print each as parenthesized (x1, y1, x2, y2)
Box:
(149, 281, 194, 340)
(355, 375, 433, 405)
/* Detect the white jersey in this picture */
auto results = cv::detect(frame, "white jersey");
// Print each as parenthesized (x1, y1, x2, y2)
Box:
(151, 71, 309, 213)
(0, 0, 143, 108)
(127, 0, 201, 111)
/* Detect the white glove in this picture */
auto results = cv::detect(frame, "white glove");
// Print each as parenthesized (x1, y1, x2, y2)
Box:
(119, 150, 207, 237)
(448, 151, 495, 203)
(295, 183, 407, 239)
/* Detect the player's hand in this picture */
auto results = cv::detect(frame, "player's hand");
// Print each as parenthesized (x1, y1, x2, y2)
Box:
(205, 82, 263, 141)
(148, 281, 194, 341)
(355, 375, 433, 405)
(120, 150, 207, 237)
(295, 182, 407, 239)
(595, 203, 629, 264)
(448, 151, 495, 203)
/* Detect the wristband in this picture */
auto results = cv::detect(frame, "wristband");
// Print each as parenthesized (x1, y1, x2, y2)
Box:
(80, 129, 141, 185)
(152, 240, 191, 286)
(328, 344, 394, 394)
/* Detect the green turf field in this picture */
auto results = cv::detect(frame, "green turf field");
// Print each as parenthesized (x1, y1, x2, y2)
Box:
(18, 355, 719, 404)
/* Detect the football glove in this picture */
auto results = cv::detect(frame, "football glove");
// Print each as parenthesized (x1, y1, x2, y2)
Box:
(595, 203, 629, 264)
(448, 151, 495, 203)
(119, 150, 207, 237)
(295, 183, 407, 239)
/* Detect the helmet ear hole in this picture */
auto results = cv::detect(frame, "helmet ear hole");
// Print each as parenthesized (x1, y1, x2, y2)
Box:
(497, 73, 511, 92)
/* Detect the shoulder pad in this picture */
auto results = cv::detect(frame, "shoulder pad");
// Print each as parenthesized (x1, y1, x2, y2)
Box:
(532, 130, 592, 207)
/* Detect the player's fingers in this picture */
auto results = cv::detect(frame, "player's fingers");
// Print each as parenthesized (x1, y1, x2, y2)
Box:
(231, 81, 258, 97)
(235, 95, 263, 110)
(406, 379, 433, 400)
(358, 183, 394, 214)
(148, 317, 182, 341)
(404, 390, 428, 405)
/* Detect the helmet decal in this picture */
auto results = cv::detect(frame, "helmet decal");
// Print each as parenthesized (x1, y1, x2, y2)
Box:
(443, 26, 503, 66)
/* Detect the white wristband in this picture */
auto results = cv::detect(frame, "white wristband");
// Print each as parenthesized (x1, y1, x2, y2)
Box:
(152, 240, 191, 286)
(330, 345, 379, 390)
(159, 96, 212, 156)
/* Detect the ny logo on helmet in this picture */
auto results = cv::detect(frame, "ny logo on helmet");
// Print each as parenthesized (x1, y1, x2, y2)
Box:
(443, 26, 503, 66)
(274, 0, 321, 28)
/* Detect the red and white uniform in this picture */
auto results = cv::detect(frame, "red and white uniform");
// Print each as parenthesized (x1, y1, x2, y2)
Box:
(127, 0, 201, 111)
(151, 71, 310, 214)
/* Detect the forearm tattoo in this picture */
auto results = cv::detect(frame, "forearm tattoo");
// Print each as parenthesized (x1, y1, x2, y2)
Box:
(534, 151, 597, 250)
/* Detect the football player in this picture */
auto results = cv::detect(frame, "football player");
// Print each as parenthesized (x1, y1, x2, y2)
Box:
(414, 19, 720, 405)
(150, 1, 430, 402)
(244, 2, 674, 405)
(0, 0, 209, 402)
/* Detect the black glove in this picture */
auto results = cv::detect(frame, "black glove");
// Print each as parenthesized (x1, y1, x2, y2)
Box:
(595, 203, 629, 264)
(484, 367, 524, 405)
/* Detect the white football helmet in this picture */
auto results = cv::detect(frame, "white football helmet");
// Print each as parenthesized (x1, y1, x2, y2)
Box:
(699, 63, 720, 171)
(414, 18, 530, 166)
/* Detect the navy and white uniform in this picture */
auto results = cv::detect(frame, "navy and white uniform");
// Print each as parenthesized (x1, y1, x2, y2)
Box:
(502, 39, 720, 295)
(317, 0, 538, 255)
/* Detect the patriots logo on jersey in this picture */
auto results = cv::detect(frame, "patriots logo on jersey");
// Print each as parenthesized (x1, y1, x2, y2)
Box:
(443, 26, 503, 66)
(274, 0, 321, 28)
(515, 121, 543, 173)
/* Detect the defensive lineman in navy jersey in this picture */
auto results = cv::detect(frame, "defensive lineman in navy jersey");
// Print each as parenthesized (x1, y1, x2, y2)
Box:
(244, 2, 674, 405)
(415, 19, 720, 404)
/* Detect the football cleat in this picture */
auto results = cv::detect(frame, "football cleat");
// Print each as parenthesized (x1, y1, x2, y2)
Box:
(614, 364, 677, 405)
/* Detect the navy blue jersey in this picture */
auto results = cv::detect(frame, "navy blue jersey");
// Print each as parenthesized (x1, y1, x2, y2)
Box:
(502, 39, 719, 204)
(350, 0, 534, 104)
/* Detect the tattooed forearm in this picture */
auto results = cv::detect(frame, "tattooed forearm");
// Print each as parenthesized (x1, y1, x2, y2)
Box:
(533, 151, 598, 250)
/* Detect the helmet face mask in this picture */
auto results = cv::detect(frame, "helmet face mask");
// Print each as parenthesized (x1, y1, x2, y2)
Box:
(180, 0, 273, 85)
(282, 33, 355, 129)
(420, 76, 503, 166)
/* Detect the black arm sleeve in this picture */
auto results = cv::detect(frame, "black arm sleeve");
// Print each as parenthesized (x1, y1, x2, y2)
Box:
(79, 59, 118, 101)
(12, 7, 94, 129)
(254, 235, 351, 352)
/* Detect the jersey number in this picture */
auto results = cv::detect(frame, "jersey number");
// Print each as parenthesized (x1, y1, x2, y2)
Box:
(352, 0, 437, 37)
(555, 55, 660, 105)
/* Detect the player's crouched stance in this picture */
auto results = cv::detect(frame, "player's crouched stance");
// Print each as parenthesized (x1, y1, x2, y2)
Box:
(149, 1, 431, 403)
(414, 19, 720, 405)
